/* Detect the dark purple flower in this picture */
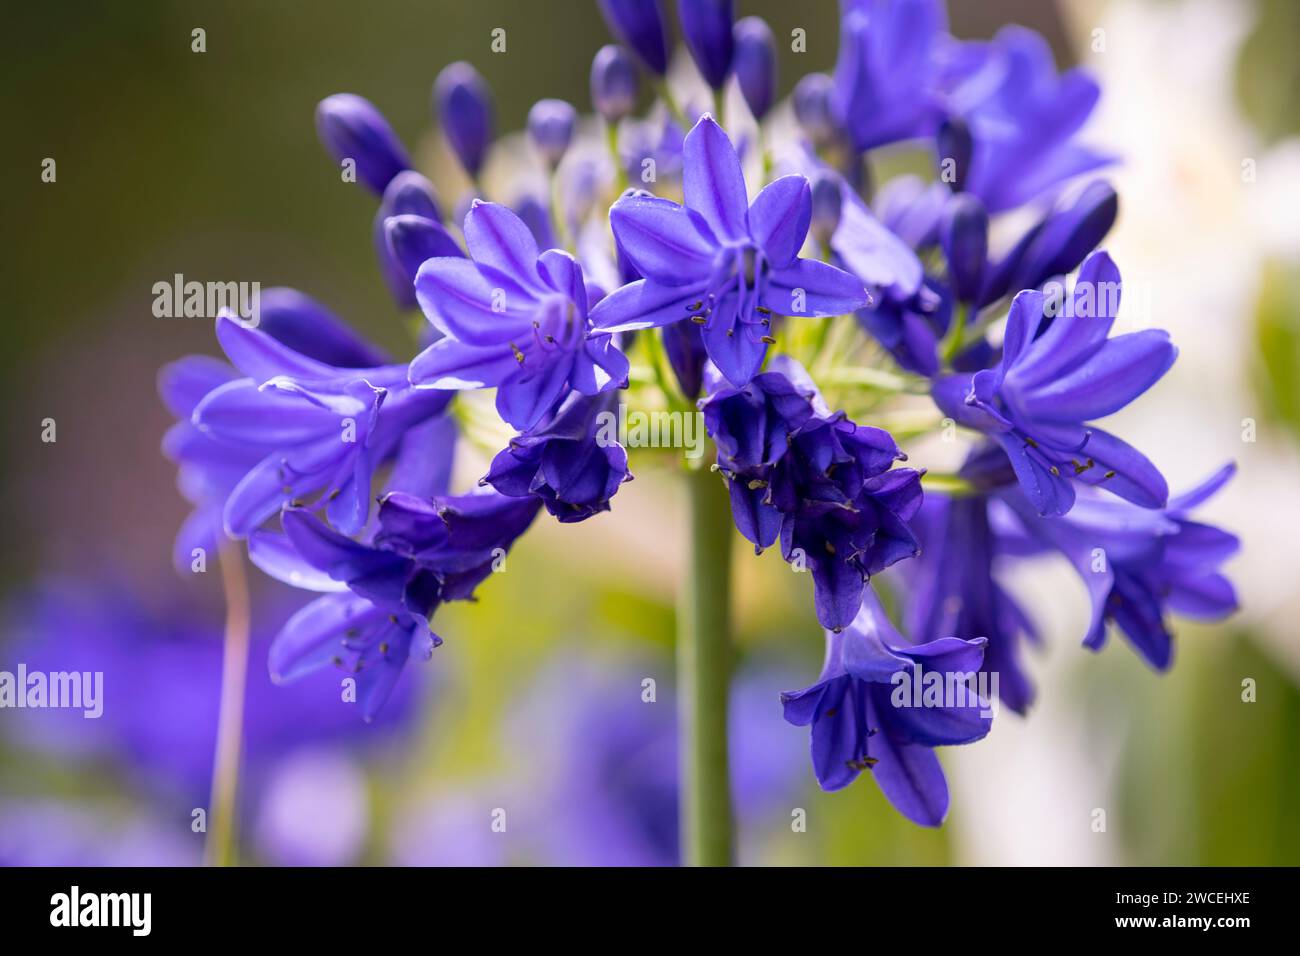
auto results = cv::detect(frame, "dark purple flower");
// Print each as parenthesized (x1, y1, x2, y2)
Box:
(590, 44, 639, 123)
(701, 355, 820, 550)
(832, 0, 947, 151)
(186, 315, 451, 537)
(315, 93, 411, 194)
(939, 193, 989, 305)
(999, 180, 1119, 300)
(409, 200, 629, 430)
(781, 587, 991, 825)
(598, 0, 669, 75)
(433, 62, 494, 178)
(855, 276, 951, 377)
(935, 116, 972, 192)
(381, 214, 465, 307)
(905, 491, 1040, 714)
(677, 0, 735, 90)
(527, 98, 578, 168)
(483, 389, 632, 523)
(931, 252, 1176, 516)
(590, 116, 869, 387)
(1001, 463, 1239, 671)
(701, 357, 922, 630)
(254, 287, 391, 368)
(733, 16, 776, 120)
(942, 26, 1114, 213)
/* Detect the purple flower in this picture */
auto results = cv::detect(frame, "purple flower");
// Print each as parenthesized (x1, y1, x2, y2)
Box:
(315, 93, 411, 194)
(677, 0, 735, 90)
(939, 193, 989, 305)
(1002, 464, 1239, 670)
(591, 116, 870, 387)
(527, 98, 578, 169)
(781, 587, 991, 825)
(188, 315, 452, 537)
(483, 389, 632, 523)
(931, 252, 1176, 516)
(942, 26, 1114, 213)
(591, 44, 639, 123)
(832, 0, 947, 151)
(733, 16, 776, 121)
(905, 491, 1040, 713)
(702, 357, 923, 630)
(433, 62, 494, 178)
(409, 200, 629, 430)
(792, 73, 840, 148)
(598, 0, 669, 75)
(373, 171, 461, 308)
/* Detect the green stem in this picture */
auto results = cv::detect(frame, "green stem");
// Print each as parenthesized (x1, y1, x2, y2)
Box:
(942, 301, 971, 366)
(678, 464, 734, 867)
(205, 542, 251, 867)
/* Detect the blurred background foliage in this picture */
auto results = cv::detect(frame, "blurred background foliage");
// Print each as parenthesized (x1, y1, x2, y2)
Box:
(2, 0, 1298, 866)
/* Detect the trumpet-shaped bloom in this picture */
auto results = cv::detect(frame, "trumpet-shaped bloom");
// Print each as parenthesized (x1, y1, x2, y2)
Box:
(591, 116, 870, 387)
(483, 390, 632, 523)
(410, 200, 629, 430)
(931, 252, 1176, 516)
(191, 315, 452, 537)
(781, 588, 991, 825)
(1002, 464, 1239, 670)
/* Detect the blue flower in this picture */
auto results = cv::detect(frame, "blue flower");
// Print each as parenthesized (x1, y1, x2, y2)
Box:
(315, 93, 411, 194)
(677, 0, 735, 91)
(781, 587, 991, 825)
(1002, 464, 1239, 670)
(433, 62, 494, 178)
(590, 44, 639, 123)
(702, 357, 922, 630)
(598, 0, 670, 75)
(409, 200, 629, 430)
(942, 26, 1114, 213)
(591, 115, 870, 386)
(188, 315, 452, 538)
(832, 0, 948, 151)
(483, 389, 633, 523)
(905, 491, 1040, 713)
(733, 16, 776, 121)
(931, 252, 1176, 516)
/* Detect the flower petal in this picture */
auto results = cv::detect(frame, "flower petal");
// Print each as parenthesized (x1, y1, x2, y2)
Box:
(747, 175, 812, 270)
(609, 194, 718, 285)
(763, 258, 870, 317)
(462, 199, 544, 290)
(409, 336, 518, 389)
(588, 278, 708, 332)
(682, 114, 749, 243)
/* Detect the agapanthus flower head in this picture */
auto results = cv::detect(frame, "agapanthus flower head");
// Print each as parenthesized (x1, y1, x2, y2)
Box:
(1002, 463, 1239, 670)
(433, 61, 494, 178)
(590, 44, 640, 123)
(592, 115, 870, 387)
(410, 199, 629, 430)
(315, 93, 411, 194)
(483, 389, 633, 523)
(732, 16, 776, 121)
(598, 0, 670, 75)
(932, 252, 1176, 516)
(781, 587, 991, 825)
(677, 0, 735, 90)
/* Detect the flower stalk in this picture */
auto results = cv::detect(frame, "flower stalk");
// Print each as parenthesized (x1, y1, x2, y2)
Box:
(205, 542, 252, 867)
(678, 462, 735, 866)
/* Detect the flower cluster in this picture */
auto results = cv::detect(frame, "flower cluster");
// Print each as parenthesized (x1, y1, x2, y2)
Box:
(160, 0, 1238, 825)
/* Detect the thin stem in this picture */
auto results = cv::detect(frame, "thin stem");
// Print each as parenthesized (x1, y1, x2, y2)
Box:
(677, 464, 734, 867)
(942, 301, 971, 366)
(205, 541, 252, 867)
